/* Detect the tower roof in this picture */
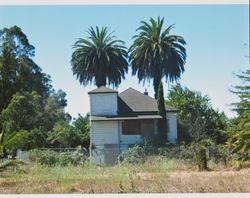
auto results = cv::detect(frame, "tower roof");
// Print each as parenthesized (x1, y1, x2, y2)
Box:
(88, 86, 118, 94)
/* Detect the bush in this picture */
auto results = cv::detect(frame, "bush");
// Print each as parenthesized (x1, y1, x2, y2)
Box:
(29, 149, 84, 166)
(0, 159, 25, 172)
(208, 144, 230, 165)
(57, 152, 82, 166)
(158, 142, 210, 170)
(118, 145, 146, 164)
(30, 149, 57, 166)
(157, 144, 194, 162)
(118, 141, 230, 169)
(193, 143, 208, 171)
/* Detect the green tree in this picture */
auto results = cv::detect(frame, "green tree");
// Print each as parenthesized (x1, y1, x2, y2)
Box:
(0, 91, 45, 155)
(0, 26, 71, 155)
(166, 84, 228, 143)
(129, 17, 186, 99)
(40, 90, 69, 132)
(231, 69, 250, 115)
(47, 121, 74, 148)
(71, 26, 129, 87)
(228, 69, 250, 161)
(0, 90, 70, 155)
(228, 114, 250, 161)
(47, 114, 90, 149)
(72, 114, 90, 149)
(1, 91, 43, 135)
(157, 82, 167, 144)
(0, 26, 52, 112)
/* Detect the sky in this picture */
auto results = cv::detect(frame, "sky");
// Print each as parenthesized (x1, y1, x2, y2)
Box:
(0, 4, 249, 119)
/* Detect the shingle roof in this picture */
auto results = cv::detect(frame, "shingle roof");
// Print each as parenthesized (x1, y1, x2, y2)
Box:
(88, 86, 118, 94)
(88, 86, 178, 115)
(118, 87, 178, 115)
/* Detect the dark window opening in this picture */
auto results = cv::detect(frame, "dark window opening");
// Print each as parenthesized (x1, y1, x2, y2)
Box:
(122, 120, 141, 135)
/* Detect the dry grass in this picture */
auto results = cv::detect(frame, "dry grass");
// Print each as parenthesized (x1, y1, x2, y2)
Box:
(0, 157, 249, 193)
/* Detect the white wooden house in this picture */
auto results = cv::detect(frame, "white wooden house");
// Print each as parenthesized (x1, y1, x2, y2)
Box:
(88, 86, 178, 165)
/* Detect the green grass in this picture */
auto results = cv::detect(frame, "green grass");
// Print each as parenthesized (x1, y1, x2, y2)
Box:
(0, 156, 249, 193)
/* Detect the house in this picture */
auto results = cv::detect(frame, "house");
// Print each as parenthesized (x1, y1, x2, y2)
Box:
(88, 86, 178, 165)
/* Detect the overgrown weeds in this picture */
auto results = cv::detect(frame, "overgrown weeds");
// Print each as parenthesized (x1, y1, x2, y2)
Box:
(0, 144, 249, 193)
(29, 149, 85, 166)
(0, 159, 26, 173)
(0, 157, 249, 193)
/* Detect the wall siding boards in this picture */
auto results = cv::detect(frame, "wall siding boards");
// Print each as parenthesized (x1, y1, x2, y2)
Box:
(91, 121, 119, 145)
(90, 93, 118, 116)
(167, 113, 178, 143)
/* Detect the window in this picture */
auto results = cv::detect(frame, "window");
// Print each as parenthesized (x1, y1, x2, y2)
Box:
(122, 120, 141, 135)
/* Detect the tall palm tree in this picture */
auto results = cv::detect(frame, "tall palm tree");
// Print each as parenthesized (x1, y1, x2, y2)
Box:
(71, 26, 129, 88)
(129, 17, 187, 98)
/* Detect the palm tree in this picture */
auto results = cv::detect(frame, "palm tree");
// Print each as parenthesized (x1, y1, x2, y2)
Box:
(71, 26, 129, 88)
(129, 17, 187, 98)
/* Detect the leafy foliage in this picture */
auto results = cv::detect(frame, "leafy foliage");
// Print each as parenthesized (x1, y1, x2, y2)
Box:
(129, 17, 186, 98)
(47, 114, 90, 148)
(0, 26, 51, 112)
(231, 69, 250, 114)
(71, 114, 90, 148)
(0, 26, 86, 156)
(227, 69, 250, 161)
(166, 84, 228, 143)
(47, 121, 74, 148)
(29, 149, 84, 166)
(3, 130, 31, 156)
(1, 91, 42, 134)
(71, 26, 129, 87)
(0, 159, 25, 172)
(118, 145, 146, 164)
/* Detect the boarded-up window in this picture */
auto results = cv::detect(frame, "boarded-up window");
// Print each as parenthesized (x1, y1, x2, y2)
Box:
(122, 120, 141, 135)
(141, 120, 154, 135)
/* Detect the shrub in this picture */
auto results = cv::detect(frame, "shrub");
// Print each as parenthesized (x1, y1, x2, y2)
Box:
(208, 144, 230, 165)
(29, 149, 84, 166)
(157, 142, 210, 170)
(30, 149, 57, 166)
(194, 143, 208, 171)
(118, 145, 146, 164)
(57, 152, 82, 166)
(0, 159, 25, 172)
(157, 144, 194, 161)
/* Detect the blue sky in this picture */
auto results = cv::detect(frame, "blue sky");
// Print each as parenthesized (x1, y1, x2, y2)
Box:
(0, 5, 249, 118)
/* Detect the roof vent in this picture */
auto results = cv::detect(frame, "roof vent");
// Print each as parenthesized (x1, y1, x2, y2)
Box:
(144, 89, 148, 96)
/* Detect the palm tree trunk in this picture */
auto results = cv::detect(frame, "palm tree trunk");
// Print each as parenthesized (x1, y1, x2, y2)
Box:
(153, 78, 161, 99)
(157, 82, 168, 144)
(96, 75, 106, 87)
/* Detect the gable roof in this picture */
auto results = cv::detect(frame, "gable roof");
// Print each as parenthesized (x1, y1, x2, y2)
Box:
(88, 86, 118, 94)
(118, 87, 178, 115)
(88, 86, 178, 117)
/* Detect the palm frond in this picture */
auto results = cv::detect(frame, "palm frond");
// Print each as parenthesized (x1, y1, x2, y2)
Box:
(71, 26, 129, 87)
(130, 17, 186, 94)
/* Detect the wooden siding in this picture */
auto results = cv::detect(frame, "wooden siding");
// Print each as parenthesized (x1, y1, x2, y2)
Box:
(90, 93, 118, 116)
(166, 112, 177, 143)
(91, 121, 119, 145)
(91, 121, 119, 165)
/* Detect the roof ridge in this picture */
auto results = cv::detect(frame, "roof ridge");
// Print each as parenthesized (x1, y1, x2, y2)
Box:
(118, 87, 178, 113)
(88, 86, 118, 94)
(119, 87, 134, 95)
(119, 87, 154, 98)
